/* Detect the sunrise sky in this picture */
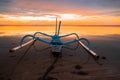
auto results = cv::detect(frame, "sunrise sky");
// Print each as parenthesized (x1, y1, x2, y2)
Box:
(0, 0, 120, 25)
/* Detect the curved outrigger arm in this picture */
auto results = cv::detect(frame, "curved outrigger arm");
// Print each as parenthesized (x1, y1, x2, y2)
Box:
(60, 33, 79, 38)
(9, 34, 51, 53)
(68, 33, 100, 60)
(34, 32, 52, 37)
(60, 33, 80, 50)
(19, 34, 50, 46)
(62, 37, 99, 60)
(62, 38, 91, 49)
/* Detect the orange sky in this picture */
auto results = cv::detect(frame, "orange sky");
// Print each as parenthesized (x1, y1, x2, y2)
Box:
(0, 0, 120, 25)
(0, 14, 120, 25)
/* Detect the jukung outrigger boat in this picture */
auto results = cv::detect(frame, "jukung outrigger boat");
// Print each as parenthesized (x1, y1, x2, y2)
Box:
(9, 18, 106, 64)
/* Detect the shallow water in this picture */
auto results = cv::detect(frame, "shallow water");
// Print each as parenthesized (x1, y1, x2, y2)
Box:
(0, 26, 120, 80)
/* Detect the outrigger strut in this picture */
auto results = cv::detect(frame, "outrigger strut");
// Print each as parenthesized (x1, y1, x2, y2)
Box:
(10, 18, 100, 61)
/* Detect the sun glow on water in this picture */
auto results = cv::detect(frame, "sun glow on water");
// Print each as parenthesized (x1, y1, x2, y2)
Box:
(0, 26, 120, 37)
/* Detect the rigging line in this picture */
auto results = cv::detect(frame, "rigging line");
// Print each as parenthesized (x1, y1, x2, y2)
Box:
(33, 42, 50, 52)
(63, 45, 78, 50)
(62, 37, 80, 50)
(81, 53, 91, 65)
(11, 40, 36, 76)
(41, 57, 59, 80)
(71, 33, 91, 64)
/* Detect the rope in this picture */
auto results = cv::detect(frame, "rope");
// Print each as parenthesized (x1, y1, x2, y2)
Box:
(33, 41, 50, 52)
(62, 38, 79, 50)
(64, 33, 91, 65)
(11, 40, 36, 76)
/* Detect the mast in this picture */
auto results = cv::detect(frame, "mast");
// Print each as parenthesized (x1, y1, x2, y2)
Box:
(55, 17, 61, 36)
(55, 17, 58, 35)
(57, 21, 61, 36)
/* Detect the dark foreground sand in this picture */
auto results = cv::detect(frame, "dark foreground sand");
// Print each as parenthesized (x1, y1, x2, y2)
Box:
(0, 35, 120, 80)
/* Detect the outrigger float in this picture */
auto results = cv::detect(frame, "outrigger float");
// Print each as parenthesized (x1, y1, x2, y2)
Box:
(10, 18, 102, 63)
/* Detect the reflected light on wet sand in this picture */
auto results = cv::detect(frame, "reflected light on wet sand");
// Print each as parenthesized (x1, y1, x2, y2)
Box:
(0, 26, 120, 37)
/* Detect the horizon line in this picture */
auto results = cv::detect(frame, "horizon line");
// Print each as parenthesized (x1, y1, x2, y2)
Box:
(0, 24, 120, 26)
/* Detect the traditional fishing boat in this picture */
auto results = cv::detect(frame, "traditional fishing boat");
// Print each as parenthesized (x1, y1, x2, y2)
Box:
(9, 18, 103, 63)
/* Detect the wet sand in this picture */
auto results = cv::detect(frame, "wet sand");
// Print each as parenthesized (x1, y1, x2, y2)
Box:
(0, 35, 120, 80)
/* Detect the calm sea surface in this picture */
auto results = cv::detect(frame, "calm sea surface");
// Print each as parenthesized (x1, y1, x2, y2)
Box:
(0, 25, 120, 37)
(0, 26, 120, 80)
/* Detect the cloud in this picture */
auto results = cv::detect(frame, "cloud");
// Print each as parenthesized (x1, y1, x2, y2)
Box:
(98, 10, 120, 16)
(110, 10, 120, 16)
(0, 0, 12, 3)
(0, 0, 120, 17)
(0, 0, 17, 13)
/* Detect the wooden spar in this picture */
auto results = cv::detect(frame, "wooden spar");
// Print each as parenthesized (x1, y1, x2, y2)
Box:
(79, 41, 99, 60)
(57, 21, 61, 36)
(55, 17, 58, 35)
(9, 39, 35, 53)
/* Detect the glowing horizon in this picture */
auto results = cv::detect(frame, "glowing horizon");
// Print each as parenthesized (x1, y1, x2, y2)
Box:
(0, 0, 120, 25)
(0, 13, 120, 25)
(0, 26, 120, 37)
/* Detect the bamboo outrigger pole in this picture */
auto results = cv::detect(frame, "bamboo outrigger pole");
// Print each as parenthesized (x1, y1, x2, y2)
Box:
(79, 41, 99, 60)
(9, 39, 36, 53)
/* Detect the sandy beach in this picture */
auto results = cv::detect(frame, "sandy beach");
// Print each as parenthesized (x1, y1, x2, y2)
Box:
(0, 34, 120, 80)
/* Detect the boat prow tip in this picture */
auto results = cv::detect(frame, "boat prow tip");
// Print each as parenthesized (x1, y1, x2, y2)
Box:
(9, 49, 15, 53)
